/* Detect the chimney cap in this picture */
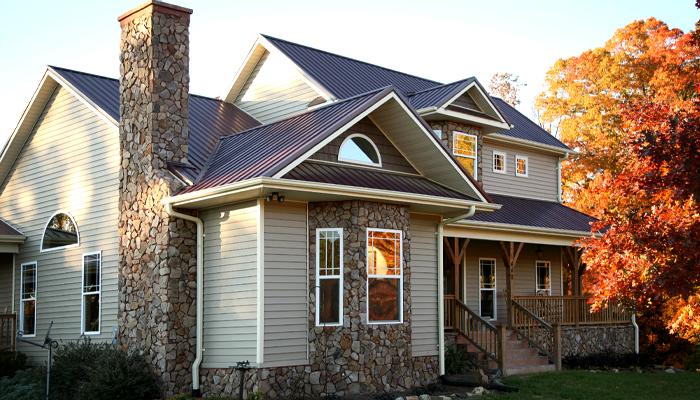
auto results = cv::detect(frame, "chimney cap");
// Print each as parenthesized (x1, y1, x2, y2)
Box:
(118, 0, 192, 24)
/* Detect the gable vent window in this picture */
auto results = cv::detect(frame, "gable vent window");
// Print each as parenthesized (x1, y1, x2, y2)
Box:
(453, 131, 478, 179)
(493, 150, 506, 174)
(41, 212, 79, 251)
(515, 155, 528, 177)
(338, 134, 382, 167)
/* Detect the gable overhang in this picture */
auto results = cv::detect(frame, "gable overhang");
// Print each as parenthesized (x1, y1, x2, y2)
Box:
(222, 35, 335, 104)
(418, 81, 510, 130)
(484, 133, 575, 156)
(445, 219, 594, 247)
(0, 67, 118, 190)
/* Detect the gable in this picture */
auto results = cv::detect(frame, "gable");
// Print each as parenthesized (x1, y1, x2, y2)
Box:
(308, 117, 418, 174)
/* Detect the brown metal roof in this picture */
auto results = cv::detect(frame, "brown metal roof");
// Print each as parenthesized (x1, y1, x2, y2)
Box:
(0, 218, 24, 237)
(284, 161, 476, 201)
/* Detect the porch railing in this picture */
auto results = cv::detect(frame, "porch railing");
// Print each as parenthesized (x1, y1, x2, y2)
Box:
(0, 313, 16, 352)
(513, 296, 632, 326)
(511, 300, 555, 361)
(444, 295, 501, 366)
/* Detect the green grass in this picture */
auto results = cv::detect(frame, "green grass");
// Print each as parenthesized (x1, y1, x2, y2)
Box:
(486, 370, 700, 400)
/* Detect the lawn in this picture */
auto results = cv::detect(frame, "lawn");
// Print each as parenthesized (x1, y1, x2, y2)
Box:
(485, 370, 700, 400)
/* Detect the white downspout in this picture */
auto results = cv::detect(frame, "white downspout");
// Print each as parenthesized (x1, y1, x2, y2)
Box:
(11, 254, 15, 314)
(164, 201, 204, 395)
(437, 205, 476, 375)
(631, 313, 639, 354)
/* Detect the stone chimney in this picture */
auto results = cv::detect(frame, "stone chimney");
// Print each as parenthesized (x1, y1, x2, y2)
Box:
(117, 1, 196, 395)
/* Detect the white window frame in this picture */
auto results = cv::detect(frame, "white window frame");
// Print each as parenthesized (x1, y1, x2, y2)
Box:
(81, 251, 102, 335)
(19, 261, 37, 338)
(40, 211, 80, 252)
(452, 131, 478, 179)
(366, 228, 403, 325)
(478, 258, 497, 321)
(338, 133, 383, 167)
(493, 150, 507, 174)
(315, 228, 343, 327)
(536, 260, 552, 295)
(515, 155, 529, 177)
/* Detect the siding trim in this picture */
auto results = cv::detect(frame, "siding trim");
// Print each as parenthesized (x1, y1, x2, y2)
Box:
(256, 198, 265, 366)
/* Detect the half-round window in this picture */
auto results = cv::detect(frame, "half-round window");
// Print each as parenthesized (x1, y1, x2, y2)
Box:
(338, 134, 382, 167)
(41, 212, 79, 251)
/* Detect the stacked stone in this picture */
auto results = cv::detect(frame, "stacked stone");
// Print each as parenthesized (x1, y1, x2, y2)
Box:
(117, 1, 196, 396)
(430, 121, 483, 182)
(560, 325, 635, 358)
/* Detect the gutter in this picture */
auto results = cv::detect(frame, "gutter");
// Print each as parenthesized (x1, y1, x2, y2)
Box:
(163, 201, 205, 397)
(437, 205, 475, 375)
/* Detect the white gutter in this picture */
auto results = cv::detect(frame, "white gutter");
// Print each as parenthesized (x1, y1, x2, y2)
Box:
(631, 313, 639, 354)
(485, 133, 575, 156)
(163, 201, 204, 396)
(437, 205, 476, 375)
(451, 219, 595, 239)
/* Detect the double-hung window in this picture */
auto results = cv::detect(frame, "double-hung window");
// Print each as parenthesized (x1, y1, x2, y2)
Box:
(20, 262, 37, 337)
(453, 131, 478, 178)
(479, 258, 496, 320)
(367, 229, 403, 324)
(316, 229, 343, 326)
(536, 260, 551, 295)
(515, 155, 528, 177)
(493, 150, 506, 174)
(82, 252, 102, 334)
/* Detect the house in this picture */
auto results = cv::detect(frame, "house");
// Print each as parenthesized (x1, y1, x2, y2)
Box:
(0, 1, 637, 398)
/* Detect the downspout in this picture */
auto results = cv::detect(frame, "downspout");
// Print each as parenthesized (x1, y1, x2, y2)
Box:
(11, 254, 15, 313)
(163, 201, 204, 396)
(631, 313, 639, 354)
(437, 205, 476, 375)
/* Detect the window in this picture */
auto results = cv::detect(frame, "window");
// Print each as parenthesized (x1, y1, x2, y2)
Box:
(433, 129, 443, 139)
(453, 131, 478, 178)
(367, 229, 402, 323)
(20, 262, 37, 337)
(493, 150, 506, 174)
(41, 212, 79, 251)
(316, 229, 343, 326)
(515, 155, 528, 177)
(82, 252, 101, 334)
(479, 259, 496, 319)
(536, 260, 551, 295)
(338, 134, 382, 167)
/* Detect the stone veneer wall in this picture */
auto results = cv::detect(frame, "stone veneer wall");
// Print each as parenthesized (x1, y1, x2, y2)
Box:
(117, 2, 197, 395)
(429, 121, 483, 182)
(200, 201, 439, 398)
(561, 325, 635, 358)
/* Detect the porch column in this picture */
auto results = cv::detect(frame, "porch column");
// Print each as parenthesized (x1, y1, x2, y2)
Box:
(499, 241, 524, 326)
(564, 247, 584, 296)
(444, 237, 469, 301)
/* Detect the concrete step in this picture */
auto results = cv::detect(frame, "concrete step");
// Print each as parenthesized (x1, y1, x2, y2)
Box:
(504, 363, 556, 376)
(506, 354, 550, 367)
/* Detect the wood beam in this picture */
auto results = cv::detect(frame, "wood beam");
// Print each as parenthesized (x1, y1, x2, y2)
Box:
(499, 241, 524, 326)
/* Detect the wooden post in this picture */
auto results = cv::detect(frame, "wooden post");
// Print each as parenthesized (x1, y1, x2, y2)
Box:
(500, 241, 523, 326)
(497, 324, 507, 373)
(553, 322, 562, 371)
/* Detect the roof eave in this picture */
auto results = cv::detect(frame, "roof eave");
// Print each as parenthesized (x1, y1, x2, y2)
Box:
(484, 133, 573, 155)
(451, 218, 596, 238)
(420, 109, 511, 130)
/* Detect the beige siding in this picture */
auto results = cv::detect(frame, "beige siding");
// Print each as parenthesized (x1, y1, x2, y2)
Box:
(410, 214, 439, 357)
(201, 201, 259, 368)
(481, 140, 559, 202)
(463, 241, 562, 325)
(0, 86, 120, 362)
(234, 50, 321, 124)
(0, 255, 13, 312)
(263, 201, 308, 367)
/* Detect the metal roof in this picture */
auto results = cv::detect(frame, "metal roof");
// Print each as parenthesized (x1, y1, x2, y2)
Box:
(470, 194, 595, 232)
(262, 35, 441, 99)
(50, 66, 260, 171)
(0, 218, 23, 237)
(408, 78, 475, 110)
(285, 161, 476, 201)
(180, 88, 392, 193)
(491, 98, 570, 150)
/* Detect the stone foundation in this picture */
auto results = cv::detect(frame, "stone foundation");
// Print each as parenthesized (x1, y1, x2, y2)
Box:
(561, 325, 635, 358)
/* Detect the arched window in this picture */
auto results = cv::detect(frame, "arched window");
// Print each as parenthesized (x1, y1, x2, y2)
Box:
(41, 212, 79, 251)
(338, 134, 382, 167)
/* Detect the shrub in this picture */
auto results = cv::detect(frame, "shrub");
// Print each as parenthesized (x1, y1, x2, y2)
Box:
(445, 343, 469, 374)
(563, 351, 644, 369)
(51, 339, 107, 400)
(0, 351, 27, 378)
(0, 368, 44, 400)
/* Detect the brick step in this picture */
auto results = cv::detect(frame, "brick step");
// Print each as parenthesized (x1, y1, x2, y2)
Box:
(505, 354, 550, 367)
(504, 363, 556, 376)
(506, 347, 542, 361)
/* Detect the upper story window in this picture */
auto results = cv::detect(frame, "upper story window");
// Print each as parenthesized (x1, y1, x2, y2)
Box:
(493, 150, 507, 174)
(338, 134, 382, 167)
(41, 212, 79, 251)
(432, 129, 443, 139)
(316, 228, 343, 326)
(515, 155, 528, 177)
(453, 131, 478, 179)
(367, 229, 403, 324)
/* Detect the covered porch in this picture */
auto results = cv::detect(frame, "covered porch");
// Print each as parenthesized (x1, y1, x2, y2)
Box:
(0, 220, 25, 352)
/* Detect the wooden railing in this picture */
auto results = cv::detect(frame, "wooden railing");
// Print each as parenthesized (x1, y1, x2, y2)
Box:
(444, 295, 501, 365)
(513, 296, 632, 326)
(511, 300, 556, 362)
(0, 313, 16, 352)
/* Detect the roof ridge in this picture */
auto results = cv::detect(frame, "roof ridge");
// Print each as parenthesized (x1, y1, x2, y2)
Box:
(408, 77, 475, 97)
(261, 34, 442, 87)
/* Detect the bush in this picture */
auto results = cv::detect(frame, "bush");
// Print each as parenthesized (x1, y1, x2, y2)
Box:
(563, 351, 645, 369)
(0, 368, 44, 400)
(0, 351, 27, 378)
(445, 344, 469, 374)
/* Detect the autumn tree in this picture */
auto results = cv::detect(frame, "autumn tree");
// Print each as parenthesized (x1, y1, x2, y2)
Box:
(536, 18, 698, 217)
(489, 72, 523, 106)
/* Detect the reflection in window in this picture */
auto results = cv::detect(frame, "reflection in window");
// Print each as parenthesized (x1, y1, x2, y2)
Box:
(453, 131, 478, 178)
(493, 150, 506, 173)
(42, 212, 78, 250)
(479, 259, 496, 319)
(515, 155, 528, 177)
(316, 229, 343, 326)
(367, 229, 402, 323)
(82, 253, 101, 334)
(20, 262, 37, 336)
(536, 260, 551, 295)
(338, 134, 382, 167)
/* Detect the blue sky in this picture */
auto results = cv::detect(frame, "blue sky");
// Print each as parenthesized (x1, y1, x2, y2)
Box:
(0, 0, 696, 145)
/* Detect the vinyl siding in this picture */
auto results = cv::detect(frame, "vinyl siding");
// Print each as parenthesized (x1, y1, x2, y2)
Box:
(234, 50, 321, 124)
(201, 201, 259, 368)
(463, 241, 562, 325)
(0, 86, 120, 362)
(481, 140, 559, 202)
(263, 201, 308, 367)
(410, 214, 439, 356)
(0, 255, 13, 312)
